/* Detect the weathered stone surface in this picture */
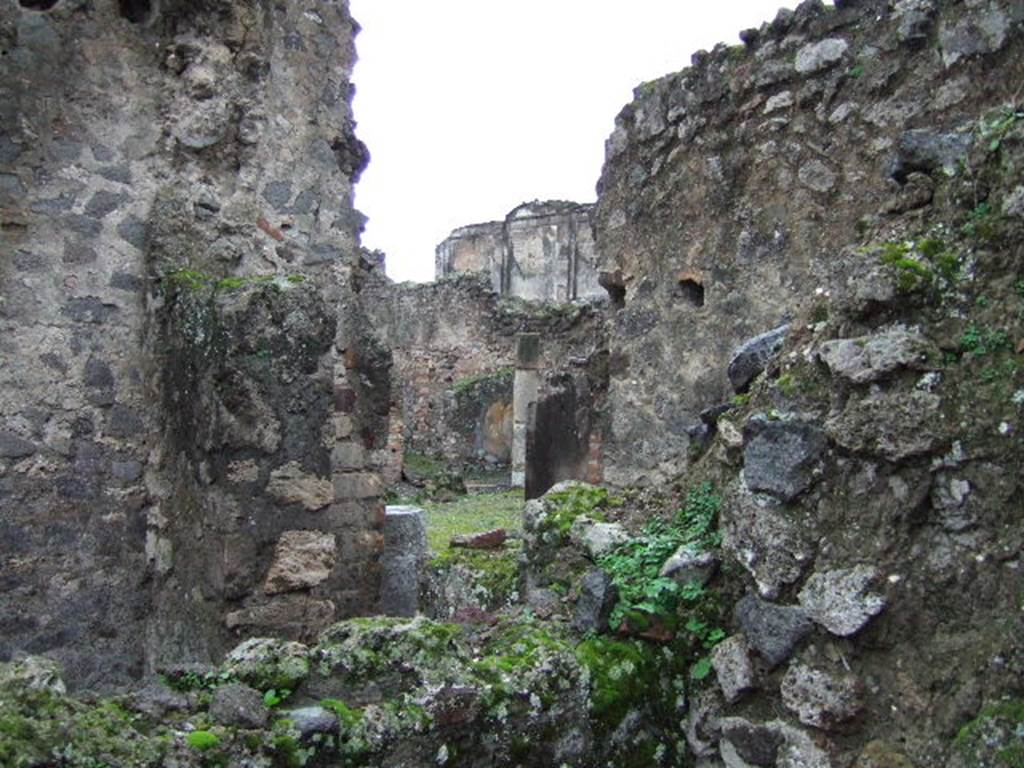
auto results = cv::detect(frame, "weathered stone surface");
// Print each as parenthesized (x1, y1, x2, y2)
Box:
(894, 0, 936, 45)
(685, 688, 725, 759)
(1, 0, 382, 687)
(0, 431, 37, 459)
(225, 596, 337, 639)
(781, 663, 863, 730)
(798, 566, 886, 637)
(127, 682, 191, 719)
(209, 683, 269, 729)
(379, 506, 428, 617)
(734, 594, 814, 668)
(892, 129, 972, 180)
(266, 462, 333, 511)
(451, 528, 508, 549)
(939, 3, 1013, 67)
(743, 415, 826, 502)
(0, 656, 66, 694)
(794, 38, 849, 73)
(222, 638, 310, 692)
(569, 516, 631, 559)
(819, 327, 934, 384)
(722, 486, 814, 598)
(659, 546, 718, 586)
(572, 568, 618, 633)
(284, 706, 339, 739)
(728, 325, 790, 392)
(382, 506, 429, 553)
(719, 717, 785, 767)
(712, 635, 757, 703)
(264, 531, 338, 595)
(826, 391, 944, 461)
(720, 718, 833, 768)
(799, 160, 838, 193)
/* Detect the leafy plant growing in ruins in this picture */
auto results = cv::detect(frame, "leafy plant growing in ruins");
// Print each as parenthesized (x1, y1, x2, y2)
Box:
(980, 104, 1024, 154)
(598, 482, 722, 640)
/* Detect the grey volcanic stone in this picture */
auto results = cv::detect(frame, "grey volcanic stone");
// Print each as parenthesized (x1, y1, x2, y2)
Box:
(262, 180, 293, 210)
(894, 0, 936, 45)
(825, 390, 943, 461)
(284, 706, 339, 738)
(728, 324, 789, 392)
(570, 517, 631, 559)
(127, 682, 191, 718)
(84, 190, 129, 219)
(781, 663, 862, 729)
(892, 129, 972, 180)
(719, 717, 833, 767)
(223, 638, 310, 691)
(798, 565, 886, 637)
(659, 546, 718, 586)
(743, 415, 826, 502)
(799, 160, 838, 193)
(722, 485, 813, 598)
(572, 569, 618, 633)
(734, 594, 814, 668)
(794, 38, 849, 74)
(819, 327, 934, 384)
(0, 431, 37, 459)
(379, 506, 428, 617)
(939, 4, 1012, 67)
(209, 683, 269, 729)
(719, 717, 784, 766)
(711, 635, 756, 703)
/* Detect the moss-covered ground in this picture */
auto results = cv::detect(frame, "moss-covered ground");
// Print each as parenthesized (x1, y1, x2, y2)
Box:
(418, 489, 523, 553)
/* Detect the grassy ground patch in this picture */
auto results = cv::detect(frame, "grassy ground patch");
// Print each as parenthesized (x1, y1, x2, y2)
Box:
(419, 490, 524, 553)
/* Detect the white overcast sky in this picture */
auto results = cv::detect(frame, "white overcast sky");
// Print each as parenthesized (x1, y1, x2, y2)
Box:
(349, 1, 800, 283)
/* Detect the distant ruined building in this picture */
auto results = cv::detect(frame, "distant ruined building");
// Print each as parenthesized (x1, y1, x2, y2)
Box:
(434, 200, 604, 302)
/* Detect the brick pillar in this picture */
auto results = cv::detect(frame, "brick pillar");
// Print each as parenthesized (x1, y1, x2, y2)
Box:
(511, 333, 541, 487)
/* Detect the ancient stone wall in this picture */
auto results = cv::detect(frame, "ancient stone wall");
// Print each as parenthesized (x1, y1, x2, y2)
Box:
(361, 269, 606, 475)
(583, 0, 1024, 764)
(0, 0, 381, 688)
(594, 0, 1024, 486)
(435, 200, 605, 302)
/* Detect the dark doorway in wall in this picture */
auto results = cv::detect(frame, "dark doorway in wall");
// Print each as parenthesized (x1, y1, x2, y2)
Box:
(119, 0, 153, 24)
(599, 271, 626, 309)
(19, 0, 61, 10)
(677, 278, 705, 307)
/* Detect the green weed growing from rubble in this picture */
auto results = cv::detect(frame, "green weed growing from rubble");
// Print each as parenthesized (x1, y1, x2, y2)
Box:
(543, 485, 622, 539)
(597, 482, 724, 675)
(980, 105, 1024, 154)
(873, 235, 962, 293)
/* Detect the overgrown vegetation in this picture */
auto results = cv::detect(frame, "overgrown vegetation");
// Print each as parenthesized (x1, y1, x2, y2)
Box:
(980, 105, 1024, 154)
(541, 484, 622, 540)
(873, 235, 962, 293)
(163, 268, 306, 294)
(452, 367, 513, 397)
(597, 483, 724, 675)
(954, 698, 1024, 767)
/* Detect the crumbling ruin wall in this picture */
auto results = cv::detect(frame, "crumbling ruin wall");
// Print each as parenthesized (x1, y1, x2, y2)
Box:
(594, 0, 1024, 487)
(435, 200, 605, 302)
(586, 0, 1024, 764)
(361, 270, 606, 475)
(0, 0, 381, 688)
